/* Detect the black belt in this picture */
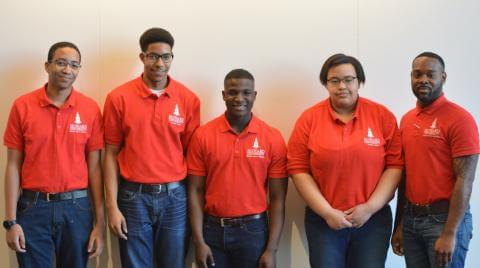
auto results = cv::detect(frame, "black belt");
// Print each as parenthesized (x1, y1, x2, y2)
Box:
(406, 199, 450, 217)
(22, 189, 88, 202)
(121, 179, 184, 194)
(206, 212, 266, 227)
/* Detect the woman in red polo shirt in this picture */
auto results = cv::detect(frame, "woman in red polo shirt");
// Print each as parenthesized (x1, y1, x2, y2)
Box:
(287, 53, 403, 268)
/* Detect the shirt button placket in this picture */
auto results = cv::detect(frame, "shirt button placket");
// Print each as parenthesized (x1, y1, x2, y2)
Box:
(57, 111, 62, 129)
(234, 138, 240, 157)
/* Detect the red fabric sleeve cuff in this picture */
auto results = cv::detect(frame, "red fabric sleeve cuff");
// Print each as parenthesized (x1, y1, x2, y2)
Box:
(187, 169, 207, 177)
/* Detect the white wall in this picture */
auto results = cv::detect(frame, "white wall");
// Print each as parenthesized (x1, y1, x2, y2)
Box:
(0, 0, 479, 267)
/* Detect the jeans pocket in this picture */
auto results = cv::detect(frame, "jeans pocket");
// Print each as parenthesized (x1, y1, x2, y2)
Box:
(457, 214, 473, 251)
(74, 197, 92, 212)
(16, 198, 35, 215)
(457, 231, 472, 251)
(243, 219, 267, 235)
(429, 213, 448, 223)
(169, 185, 187, 201)
(118, 189, 138, 202)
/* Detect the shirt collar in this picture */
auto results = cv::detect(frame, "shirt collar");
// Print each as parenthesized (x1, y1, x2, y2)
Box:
(136, 74, 174, 98)
(415, 94, 447, 115)
(326, 97, 361, 123)
(220, 113, 259, 134)
(38, 83, 78, 108)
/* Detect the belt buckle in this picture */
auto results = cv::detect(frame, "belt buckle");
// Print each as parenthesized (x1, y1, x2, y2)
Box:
(412, 203, 430, 216)
(46, 193, 52, 202)
(220, 218, 232, 227)
(151, 184, 162, 194)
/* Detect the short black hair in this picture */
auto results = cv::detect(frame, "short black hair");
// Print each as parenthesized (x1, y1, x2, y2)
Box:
(224, 69, 255, 85)
(139, 28, 174, 52)
(319, 53, 365, 86)
(413, 51, 445, 70)
(48, 41, 81, 62)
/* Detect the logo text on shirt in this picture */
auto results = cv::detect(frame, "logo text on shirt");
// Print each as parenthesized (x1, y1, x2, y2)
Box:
(69, 112, 88, 134)
(247, 136, 266, 158)
(364, 127, 381, 146)
(168, 104, 185, 126)
(423, 118, 441, 138)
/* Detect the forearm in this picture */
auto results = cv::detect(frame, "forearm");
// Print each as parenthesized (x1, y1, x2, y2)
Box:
(88, 151, 105, 226)
(265, 178, 288, 252)
(443, 154, 479, 235)
(443, 178, 472, 235)
(291, 173, 332, 217)
(393, 173, 406, 230)
(366, 168, 402, 213)
(188, 176, 206, 245)
(5, 171, 21, 220)
(103, 145, 120, 209)
(265, 199, 285, 252)
(4, 149, 23, 220)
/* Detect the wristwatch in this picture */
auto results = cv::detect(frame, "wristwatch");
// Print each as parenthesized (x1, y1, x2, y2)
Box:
(3, 220, 18, 230)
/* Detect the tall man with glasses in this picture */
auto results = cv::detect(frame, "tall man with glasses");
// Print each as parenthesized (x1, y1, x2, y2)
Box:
(391, 52, 479, 268)
(3, 42, 105, 267)
(103, 27, 200, 267)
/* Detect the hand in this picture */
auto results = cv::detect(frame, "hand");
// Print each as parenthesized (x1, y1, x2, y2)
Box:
(6, 224, 26, 253)
(391, 226, 404, 256)
(323, 208, 353, 230)
(258, 249, 276, 268)
(434, 232, 455, 267)
(107, 207, 128, 240)
(344, 203, 374, 228)
(195, 241, 215, 268)
(88, 223, 105, 258)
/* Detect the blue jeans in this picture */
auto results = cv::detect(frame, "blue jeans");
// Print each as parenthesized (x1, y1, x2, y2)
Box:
(16, 193, 93, 268)
(203, 216, 268, 268)
(305, 205, 392, 268)
(402, 209, 473, 268)
(117, 182, 189, 268)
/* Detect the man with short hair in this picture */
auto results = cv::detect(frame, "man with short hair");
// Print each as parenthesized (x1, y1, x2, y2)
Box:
(103, 27, 200, 267)
(3, 41, 105, 267)
(391, 52, 479, 268)
(188, 69, 288, 268)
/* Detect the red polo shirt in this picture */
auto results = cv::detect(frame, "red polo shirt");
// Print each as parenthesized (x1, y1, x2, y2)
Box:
(187, 114, 287, 217)
(104, 75, 200, 183)
(288, 97, 403, 211)
(401, 95, 479, 204)
(3, 86, 104, 193)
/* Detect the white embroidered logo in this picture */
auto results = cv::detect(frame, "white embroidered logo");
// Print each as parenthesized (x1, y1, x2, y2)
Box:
(174, 104, 180, 116)
(74, 112, 82, 124)
(253, 137, 259, 148)
(367, 128, 374, 138)
(364, 127, 381, 146)
(423, 118, 441, 138)
(69, 112, 88, 133)
(247, 136, 266, 158)
(168, 104, 185, 126)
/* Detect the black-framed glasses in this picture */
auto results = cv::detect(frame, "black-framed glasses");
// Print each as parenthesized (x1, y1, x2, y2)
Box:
(327, 76, 357, 86)
(50, 59, 82, 70)
(143, 52, 174, 64)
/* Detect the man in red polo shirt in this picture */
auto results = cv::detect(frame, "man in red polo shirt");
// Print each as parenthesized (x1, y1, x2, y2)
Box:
(188, 69, 288, 268)
(103, 28, 200, 268)
(391, 52, 479, 268)
(3, 42, 105, 267)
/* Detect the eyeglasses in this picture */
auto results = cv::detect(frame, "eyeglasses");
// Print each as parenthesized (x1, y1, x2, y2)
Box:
(50, 59, 82, 70)
(327, 76, 357, 86)
(143, 52, 174, 64)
